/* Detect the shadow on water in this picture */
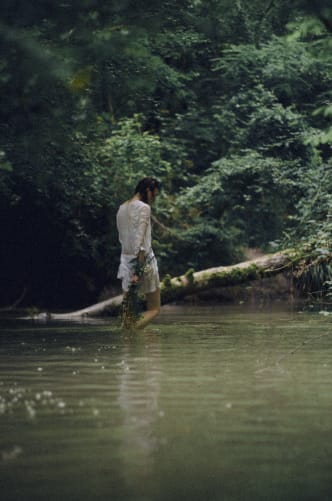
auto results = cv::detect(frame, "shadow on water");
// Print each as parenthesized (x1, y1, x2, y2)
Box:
(0, 304, 332, 501)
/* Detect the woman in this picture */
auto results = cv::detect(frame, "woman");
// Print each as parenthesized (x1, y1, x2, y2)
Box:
(116, 177, 161, 329)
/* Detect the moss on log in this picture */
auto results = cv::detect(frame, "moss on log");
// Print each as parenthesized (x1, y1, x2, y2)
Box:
(160, 251, 295, 304)
(39, 250, 298, 320)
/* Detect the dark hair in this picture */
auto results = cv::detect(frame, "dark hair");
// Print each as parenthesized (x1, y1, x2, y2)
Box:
(134, 177, 161, 203)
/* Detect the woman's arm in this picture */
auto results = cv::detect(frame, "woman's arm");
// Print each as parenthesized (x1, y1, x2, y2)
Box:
(133, 204, 151, 257)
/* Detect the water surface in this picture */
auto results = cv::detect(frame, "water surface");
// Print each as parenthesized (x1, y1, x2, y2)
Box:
(1, 305, 332, 500)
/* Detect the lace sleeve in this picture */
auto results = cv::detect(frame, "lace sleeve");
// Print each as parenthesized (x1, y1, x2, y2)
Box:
(133, 204, 151, 255)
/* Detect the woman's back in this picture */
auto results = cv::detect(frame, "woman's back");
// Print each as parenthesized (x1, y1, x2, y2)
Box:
(116, 199, 151, 256)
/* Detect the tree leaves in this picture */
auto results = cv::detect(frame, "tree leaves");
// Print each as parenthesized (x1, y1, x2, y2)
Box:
(0, 0, 331, 306)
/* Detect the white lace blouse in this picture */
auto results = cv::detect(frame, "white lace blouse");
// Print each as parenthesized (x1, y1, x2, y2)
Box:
(116, 200, 159, 293)
(116, 200, 152, 256)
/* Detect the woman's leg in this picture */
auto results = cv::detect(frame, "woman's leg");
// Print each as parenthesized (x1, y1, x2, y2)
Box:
(136, 288, 160, 329)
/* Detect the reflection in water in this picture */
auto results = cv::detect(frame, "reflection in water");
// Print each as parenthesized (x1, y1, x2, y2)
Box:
(0, 306, 332, 500)
(117, 332, 162, 485)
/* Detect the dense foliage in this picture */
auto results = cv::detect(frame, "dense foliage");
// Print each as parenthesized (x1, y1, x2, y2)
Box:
(0, 0, 331, 307)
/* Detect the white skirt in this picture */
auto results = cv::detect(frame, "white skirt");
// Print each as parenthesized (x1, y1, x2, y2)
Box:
(117, 251, 160, 294)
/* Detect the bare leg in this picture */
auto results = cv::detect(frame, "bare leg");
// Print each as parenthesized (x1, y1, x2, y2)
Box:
(135, 288, 160, 330)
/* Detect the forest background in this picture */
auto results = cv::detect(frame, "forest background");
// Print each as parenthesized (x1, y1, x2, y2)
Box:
(0, 0, 331, 309)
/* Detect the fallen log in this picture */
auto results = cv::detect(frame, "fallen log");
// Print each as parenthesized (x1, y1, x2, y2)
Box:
(35, 250, 297, 320)
(160, 250, 294, 304)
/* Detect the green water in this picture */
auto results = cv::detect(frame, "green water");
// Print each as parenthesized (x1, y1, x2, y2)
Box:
(1, 305, 332, 501)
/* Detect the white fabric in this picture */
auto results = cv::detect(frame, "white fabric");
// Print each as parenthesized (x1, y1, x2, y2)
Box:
(117, 251, 159, 294)
(116, 200, 160, 293)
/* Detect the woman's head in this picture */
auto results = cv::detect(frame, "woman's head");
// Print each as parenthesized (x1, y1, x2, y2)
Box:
(134, 177, 161, 204)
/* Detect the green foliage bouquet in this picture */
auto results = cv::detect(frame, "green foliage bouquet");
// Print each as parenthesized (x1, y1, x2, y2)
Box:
(121, 255, 153, 330)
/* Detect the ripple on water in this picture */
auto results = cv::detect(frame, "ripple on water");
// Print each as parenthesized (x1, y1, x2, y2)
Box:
(0, 308, 332, 500)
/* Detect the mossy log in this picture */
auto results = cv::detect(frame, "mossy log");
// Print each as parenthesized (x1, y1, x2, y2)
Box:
(38, 250, 297, 320)
(160, 251, 294, 304)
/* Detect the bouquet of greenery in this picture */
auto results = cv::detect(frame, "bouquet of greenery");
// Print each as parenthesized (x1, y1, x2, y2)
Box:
(121, 256, 151, 329)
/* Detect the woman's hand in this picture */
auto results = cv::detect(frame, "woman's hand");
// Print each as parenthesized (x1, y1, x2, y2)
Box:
(131, 250, 145, 284)
(131, 273, 140, 284)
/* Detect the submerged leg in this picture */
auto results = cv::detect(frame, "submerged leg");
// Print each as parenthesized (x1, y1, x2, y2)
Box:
(121, 290, 139, 330)
(135, 288, 160, 330)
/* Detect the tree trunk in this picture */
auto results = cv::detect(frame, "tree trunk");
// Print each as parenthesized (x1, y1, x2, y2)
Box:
(38, 250, 295, 320)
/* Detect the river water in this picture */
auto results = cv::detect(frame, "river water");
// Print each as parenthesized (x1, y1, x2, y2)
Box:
(0, 304, 332, 501)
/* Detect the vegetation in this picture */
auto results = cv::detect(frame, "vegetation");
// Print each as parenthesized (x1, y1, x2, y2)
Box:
(0, 0, 331, 308)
